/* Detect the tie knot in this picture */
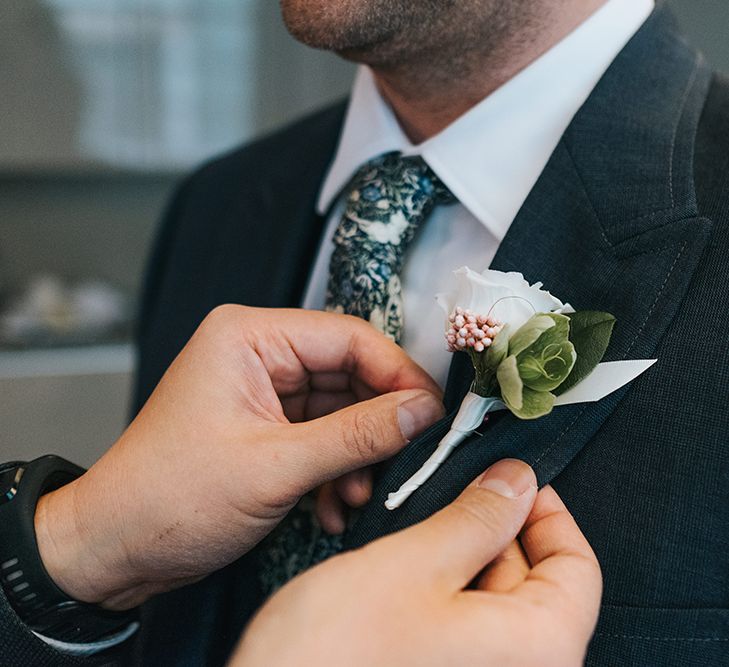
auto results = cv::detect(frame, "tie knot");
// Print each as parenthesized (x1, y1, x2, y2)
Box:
(349, 152, 455, 212)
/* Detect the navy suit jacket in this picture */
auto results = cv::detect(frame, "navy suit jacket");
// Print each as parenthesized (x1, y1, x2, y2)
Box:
(2, 5, 728, 666)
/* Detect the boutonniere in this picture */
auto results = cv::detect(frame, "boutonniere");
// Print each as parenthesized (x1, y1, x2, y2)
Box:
(385, 267, 656, 510)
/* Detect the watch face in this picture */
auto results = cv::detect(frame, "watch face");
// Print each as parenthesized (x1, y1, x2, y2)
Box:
(0, 466, 24, 506)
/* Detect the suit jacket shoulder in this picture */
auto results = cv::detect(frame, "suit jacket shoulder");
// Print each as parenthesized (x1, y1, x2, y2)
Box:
(696, 72, 729, 224)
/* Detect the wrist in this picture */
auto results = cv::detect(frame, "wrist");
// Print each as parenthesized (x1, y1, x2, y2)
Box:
(35, 482, 106, 605)
(0, 456, 140, 650)
(34, 476, 146, 610)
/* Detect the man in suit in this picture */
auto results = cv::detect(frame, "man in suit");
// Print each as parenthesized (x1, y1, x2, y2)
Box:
(2, 0, 728, 664)
(132, 0, 729, 664)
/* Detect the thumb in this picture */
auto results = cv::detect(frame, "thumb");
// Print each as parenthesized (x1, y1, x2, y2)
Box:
(287, 389, 444, 492)
(382, 459, 537, 590)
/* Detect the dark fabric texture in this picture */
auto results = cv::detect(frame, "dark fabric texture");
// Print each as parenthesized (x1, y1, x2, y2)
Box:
(2, 4, 729, 665)
(0, 585, 136, 666)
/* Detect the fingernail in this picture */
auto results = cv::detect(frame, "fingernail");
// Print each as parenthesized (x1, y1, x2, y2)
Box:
(478, 459, 536, 498)
(398, 392, 445, 441)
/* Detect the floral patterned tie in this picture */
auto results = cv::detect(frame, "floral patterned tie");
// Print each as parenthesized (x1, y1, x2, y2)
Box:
(258, 153, 454, 596)
(325, 152, 455, 341)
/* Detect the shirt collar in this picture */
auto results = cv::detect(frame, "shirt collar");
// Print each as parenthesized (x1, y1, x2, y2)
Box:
(316, 0, 654, 241)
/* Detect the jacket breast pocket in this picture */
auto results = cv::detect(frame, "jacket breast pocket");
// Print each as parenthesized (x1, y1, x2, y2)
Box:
(586, 605, 729, 666)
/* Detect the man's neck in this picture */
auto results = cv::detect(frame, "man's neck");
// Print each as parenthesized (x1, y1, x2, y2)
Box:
(371, 0, 608, 144)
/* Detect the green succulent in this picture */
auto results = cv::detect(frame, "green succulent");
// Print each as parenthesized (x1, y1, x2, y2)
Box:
(468, 310, 616, 420)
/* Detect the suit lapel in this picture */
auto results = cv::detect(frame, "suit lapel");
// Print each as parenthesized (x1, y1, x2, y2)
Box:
(346, 5, 714, 546)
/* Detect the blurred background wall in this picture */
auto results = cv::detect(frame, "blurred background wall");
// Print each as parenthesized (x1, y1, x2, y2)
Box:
(0, 0, 726, 466)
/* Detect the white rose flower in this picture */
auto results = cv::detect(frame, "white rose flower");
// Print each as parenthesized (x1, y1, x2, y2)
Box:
(436, 266, 574, 332)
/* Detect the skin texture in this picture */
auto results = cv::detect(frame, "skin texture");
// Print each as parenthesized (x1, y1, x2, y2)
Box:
(232, 461, 602, 667)
(34, 306, 443, 610)
(280, 0, 608, 141)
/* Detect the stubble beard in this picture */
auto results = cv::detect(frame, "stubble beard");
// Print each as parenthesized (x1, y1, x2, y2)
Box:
(278, 0, 478, 69)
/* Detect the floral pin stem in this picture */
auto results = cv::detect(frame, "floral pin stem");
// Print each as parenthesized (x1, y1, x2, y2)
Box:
(385, 392, 503, 510)
(386, 305, 510, 510)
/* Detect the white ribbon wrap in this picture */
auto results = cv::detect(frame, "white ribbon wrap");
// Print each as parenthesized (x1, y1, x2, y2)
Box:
(385, 392, 500, 510)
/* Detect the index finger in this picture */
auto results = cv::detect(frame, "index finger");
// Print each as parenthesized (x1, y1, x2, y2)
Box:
(249, 308, 442, 396)
(514, 486, 602, 631)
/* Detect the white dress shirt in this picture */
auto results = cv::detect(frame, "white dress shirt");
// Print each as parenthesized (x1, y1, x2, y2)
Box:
(303, 0, 654, 388)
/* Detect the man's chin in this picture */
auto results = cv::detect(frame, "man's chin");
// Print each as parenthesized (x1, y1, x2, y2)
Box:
(333, 40, 400, 66)
(280, 0, 404, 63)
(286, 26, 402, 63)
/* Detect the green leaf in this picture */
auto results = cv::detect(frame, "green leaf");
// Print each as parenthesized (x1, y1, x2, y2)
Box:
(556, 311, 616, 395)
(508, 314, 556, 357)
(483, 324, 511, 371)
(510, 386, 556, 419)
(546, 312, 571, 338)
(496, 355, 523, 410)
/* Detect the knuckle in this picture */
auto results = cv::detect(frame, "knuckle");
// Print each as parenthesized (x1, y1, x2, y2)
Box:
(201, 304, 248, 337)
(343, 410, 384, 460)
(340, 312, 389, 344)
(344, 312, 374, 332)
(201, 304, 231, 328)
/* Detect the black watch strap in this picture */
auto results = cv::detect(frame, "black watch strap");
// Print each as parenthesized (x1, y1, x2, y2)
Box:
(0, 455, 139, 647)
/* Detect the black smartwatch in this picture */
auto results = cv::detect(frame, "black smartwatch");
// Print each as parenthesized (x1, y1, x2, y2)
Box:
(0, 455, 139, 653)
